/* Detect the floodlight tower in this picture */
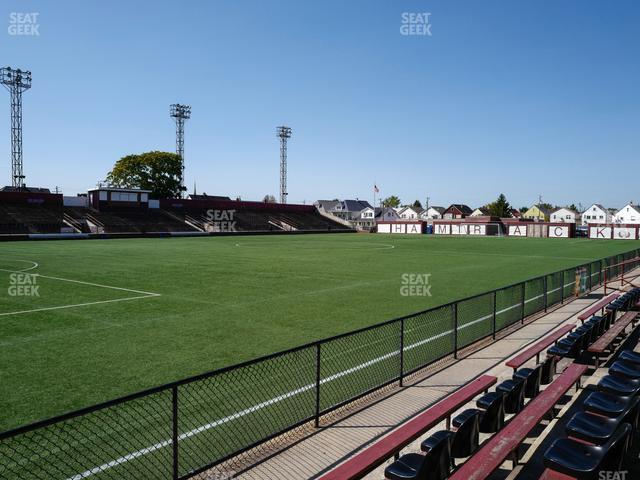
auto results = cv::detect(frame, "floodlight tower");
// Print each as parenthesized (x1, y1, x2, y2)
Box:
(277, 126, 292, 204)
(1, 67, 32, 188)
(170, 103, 191, 197)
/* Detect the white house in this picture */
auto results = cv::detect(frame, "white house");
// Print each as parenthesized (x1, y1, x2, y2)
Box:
(398, 206, 422, 219)
(550, 208, 579, 224)
(581, 204, 612, 225)
(351, 207, 376, 230)
(470, 207, 489, 217)
(376, 207, 401, 222)
(614, 203, 640, 224)
(420, 206, 445, 220)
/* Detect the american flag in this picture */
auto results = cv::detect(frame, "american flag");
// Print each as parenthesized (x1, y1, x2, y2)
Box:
(373, 184, 379, 193)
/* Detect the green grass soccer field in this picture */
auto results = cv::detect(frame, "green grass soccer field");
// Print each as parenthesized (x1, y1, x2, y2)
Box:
(1, 234, 638, 431)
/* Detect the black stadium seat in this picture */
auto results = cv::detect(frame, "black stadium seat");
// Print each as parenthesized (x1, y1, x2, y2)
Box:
(476, 392, 505, 433)
(496, 378, 525, 414)
(565, 411, 625, 445)
(597, 375, 640, 397)
(514, 364, 542, 398)
(583, 391, 640, 419)
(543, 423, 632, 478)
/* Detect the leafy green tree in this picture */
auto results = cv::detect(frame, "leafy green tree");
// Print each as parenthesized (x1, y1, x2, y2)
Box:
(520, 206, 528, 213)
(568, 203, 577, 212)
(263, 195, 277, 203)
(412, 200, 423, 209)
(486, 193, 512, 217)
(106, 151, 185, 199)
(383, 195, 401, 208)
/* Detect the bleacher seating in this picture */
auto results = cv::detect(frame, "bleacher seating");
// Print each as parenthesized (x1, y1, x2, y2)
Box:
(0, 203, 63, 233)
(320, 286, 640, 480)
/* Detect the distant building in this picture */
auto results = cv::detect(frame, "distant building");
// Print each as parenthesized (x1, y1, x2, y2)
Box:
(443, 204, 472, 219)
(470, 207, 489, 217)
(398, 206, 423, 219)
(550, 208, 580, 224)
(614, 203, 640, 224)
(509, 209, 522, 218)
(522, 205, 551, 222)
(581, 204, 612, 225)
(376, 207, 401, 222)
(420, 206, 445, 220)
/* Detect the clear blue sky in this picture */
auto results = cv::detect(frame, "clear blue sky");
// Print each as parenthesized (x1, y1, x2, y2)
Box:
(1, 0, 638, 209)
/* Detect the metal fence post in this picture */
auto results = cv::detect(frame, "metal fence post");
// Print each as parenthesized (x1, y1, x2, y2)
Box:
(399, 318, 405, 386)
(560, 272, 564, 304)
(588, 262, 592, 291)
(172, 386, 179, 480)
(492, 291, 497, 339)
(453, 303, 458, 359)
(314, 343, 321, 428)
(544, 275, 548, 312)
(520, 283, 525, 323)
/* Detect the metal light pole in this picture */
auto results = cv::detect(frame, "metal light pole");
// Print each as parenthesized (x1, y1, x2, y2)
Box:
(277, 126, 292, 204)
(1, 67, 32, 188)
(170, 104, 191, 197)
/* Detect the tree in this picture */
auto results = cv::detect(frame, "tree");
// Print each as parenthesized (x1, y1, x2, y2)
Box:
(106, 151, 185, 199)
(263, 195, 277, 203)
(539, 202, 554, 211)
(382, 196, 401, 208)
(486, 193, 512, 217)
(568, 203, 578, 212)
(520, 206, 528, 213)
(412, 200, 423, 209)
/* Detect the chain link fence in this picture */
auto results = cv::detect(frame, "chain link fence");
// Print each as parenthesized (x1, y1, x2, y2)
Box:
(1, 248, 639, 480)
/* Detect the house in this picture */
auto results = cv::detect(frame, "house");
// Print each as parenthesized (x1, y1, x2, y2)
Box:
(420, 206, 445, 220)
(470, 207, 489, 217)
(522, 205, 551, 222)
(315, 199, 372, 221)
(581, 203, 612, 225)
(509, 209, 522, 218)
(443, 204, 472, 219)
(550, 207, 580, 224)
(614, 203, 640, 224)
(351, 207, 376, 230)
(376, 207, 401, 222)
(398, 206, 423, 219)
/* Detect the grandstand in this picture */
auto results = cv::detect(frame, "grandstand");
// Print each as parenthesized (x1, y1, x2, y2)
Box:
(0, 189, 350, 237)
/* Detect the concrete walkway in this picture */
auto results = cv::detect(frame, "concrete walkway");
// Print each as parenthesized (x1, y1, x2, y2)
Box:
(228, 286, 615, 480)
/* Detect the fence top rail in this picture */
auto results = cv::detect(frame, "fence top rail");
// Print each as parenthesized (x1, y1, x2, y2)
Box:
(0, 248, 636, 441)
(505, 323, 576, 370)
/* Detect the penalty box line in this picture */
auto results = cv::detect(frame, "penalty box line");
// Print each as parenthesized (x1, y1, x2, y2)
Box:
(0, 269, 161, 317)
(66, 280, 576, 480)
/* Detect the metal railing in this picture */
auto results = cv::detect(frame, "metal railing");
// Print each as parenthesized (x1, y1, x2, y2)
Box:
(1, 248, 640, 480)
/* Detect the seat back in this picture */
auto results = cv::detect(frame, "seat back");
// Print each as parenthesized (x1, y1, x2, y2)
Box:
(477, 393, 505, 433)
(416, 433, 452, 480)
(451, 409, 481, 458)
(540, 355, 557, 385)
(497, 379, 525, 414)
(599, 423, 632, 473)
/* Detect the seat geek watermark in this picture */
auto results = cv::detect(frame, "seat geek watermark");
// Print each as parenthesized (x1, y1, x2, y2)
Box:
(400, 12, 432, 36)
(8, 273, 39, 297)
(8, 13, 40, 36)
(205, 209, 237, 232)
(400, 273, 432, 297)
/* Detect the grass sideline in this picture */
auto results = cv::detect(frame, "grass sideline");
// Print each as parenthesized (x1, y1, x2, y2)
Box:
(0, 234, 638, 431)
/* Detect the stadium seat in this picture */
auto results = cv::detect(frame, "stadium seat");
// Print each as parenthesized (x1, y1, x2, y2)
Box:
(583, 391, 640, 419)
(565, 411, 624, 445)
(475, 391, 505, 433)
(543, 423, 632, 478)
(385, 431, 452, 480)
(610, 360, 640, 380)
(496, 378, 525, 414)
(513, 364, 542, 398)
(597, 375, 640, 397)
(540, 355, 558, 385)
(619, 350, 640, 366)
(449, 409, 482, 458)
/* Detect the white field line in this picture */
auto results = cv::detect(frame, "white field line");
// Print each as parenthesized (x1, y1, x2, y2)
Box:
(66, 280, 575, 479)
(0, 295, 160, 317)
(0, 269, 161, 317)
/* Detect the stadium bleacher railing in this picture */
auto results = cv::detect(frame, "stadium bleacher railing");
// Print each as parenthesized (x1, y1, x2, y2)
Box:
(1, 248, 640, 480)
